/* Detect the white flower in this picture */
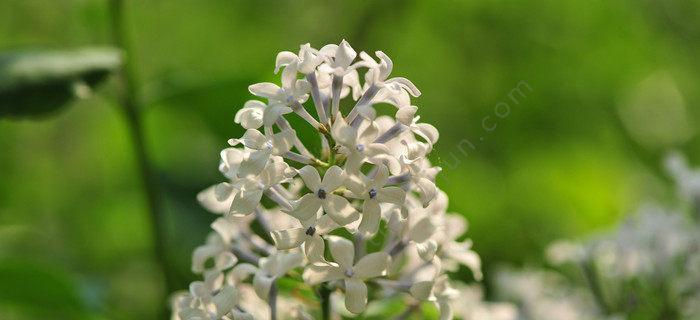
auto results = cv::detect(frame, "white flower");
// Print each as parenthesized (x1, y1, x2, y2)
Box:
(434, 214, 482, 280)
(303, 236, 389, 314)
(175, 40, 481, 320)
(395, 105, 440, 149)
(228, 129, 296, 177)
(398, 141, 441, 207)
(345, 164, 406, 236)
(252, 250, 304, 301)
(287, 165, 359, 226)
(275, 43, 325, 75)
(191, 232, 237, 275)
(318, 40, 359, 76)
(270, 214, 337, 263)
(331, 116, 401, 175)
(359, 51, 421, 109)
(225, 160, 295, 217)
(234, 100, 265, 130)
(388, 206, 440, 262)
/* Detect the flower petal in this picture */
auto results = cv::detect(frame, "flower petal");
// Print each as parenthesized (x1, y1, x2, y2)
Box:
(326, 235, 355, 270)
(358, 119, 379, 142)
(413, 123, 439, 146)
(335, 40, 357, 69)
(272, 129, 296, 155)
(409, 217, 436, 243)
(215, 251, 238, 271)
(214, 182, 235, 202)
(288, 193, 322, 221)
(377, 187, 405, 205)
(323, 194, 360, 227)
(228, 187, 263, 217)
(447, 243, 483, 281)
(386, 77, 421, 96)
(315, 214, 340, 234)
(213, 285, 239, 317)
(238, 149, 272, 177)
(410, 281, 434, 300)
(235, 101, 265, 130)
(229, 263, 257, 283)
(270, 227, 306, 250)
(263, 103, 293, 127)
(373, 165, 390, 187)
(197, 185, 231, 214)
(358, 200, 381, 237)
(253, 273, 274, 301)
(302, 263, 344, 285)
(298, 165, 321, 191)
(275, 51, 297, 73)
(344, 173, 367, 197)
(331, 117, 357, 148)
(271, 251, 304, 277)
(416, 240, 438, 261)
(416, 177, 438, 208)
(191, 245, 218, 274)
(353, 251, 389, 279)
(438, 300, 453, 320)
(239, 129, 268, 150)
(232, 310, 255, 320)
(304, 235, 326, 263)
(281, 61, 298, 89)
(321, 165, 345, 191)
(395, 106, 417, 125)
(344, 277, 368, 314)
(249, 82, 283, 99)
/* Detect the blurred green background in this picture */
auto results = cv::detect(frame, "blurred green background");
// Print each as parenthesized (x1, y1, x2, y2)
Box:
(1, 0, 699, 319)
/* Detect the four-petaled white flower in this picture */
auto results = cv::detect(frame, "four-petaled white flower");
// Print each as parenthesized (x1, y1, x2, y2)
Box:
(223, 160, 295, 217)
(270, 214, 337, 263)
(287, 165, 359, 226)
(346, 164, 406, 237)
(252, 251, 304, 301)
(303, 236, 390, 314)
(332, 115, 401, 175)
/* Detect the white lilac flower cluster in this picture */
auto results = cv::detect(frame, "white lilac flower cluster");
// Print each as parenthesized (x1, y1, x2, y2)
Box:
(495, 153, 700, 320)
(171, 41, 481, 320)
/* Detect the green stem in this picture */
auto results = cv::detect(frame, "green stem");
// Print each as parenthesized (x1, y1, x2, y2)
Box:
(581, 260, 610, 315)
(109, 0, 175, 316)
(320, 129, 337, 166)
(269, 281, 278, 320)
(319, 284, 332, 320)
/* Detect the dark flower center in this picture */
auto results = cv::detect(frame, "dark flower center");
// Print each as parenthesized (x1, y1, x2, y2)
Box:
(368, 188, 377, 199)
(317, 188, 327, 199)
(305, 226, 316, 236)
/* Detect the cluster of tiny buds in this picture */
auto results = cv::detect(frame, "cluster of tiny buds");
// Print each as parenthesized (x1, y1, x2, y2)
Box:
(172, 40, 481, 320)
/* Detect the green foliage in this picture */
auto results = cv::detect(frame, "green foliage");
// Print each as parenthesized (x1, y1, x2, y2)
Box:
(0, 259, 87, 319)
(0, 48, 121, 118)
(0, 0, 699, 319)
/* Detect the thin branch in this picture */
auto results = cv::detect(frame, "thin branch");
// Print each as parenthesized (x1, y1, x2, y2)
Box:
(306, 72, 328, 124)
(109, 1, 176, 316)
(388, 240, 408, 257)
(232, 246, 261, 265)
(319, 284, 332, 320)
(269, 281, 278, 320)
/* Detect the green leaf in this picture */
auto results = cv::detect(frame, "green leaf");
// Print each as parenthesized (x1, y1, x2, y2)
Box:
(0, 258, 88, 318)
(0, 47, 122, 119)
